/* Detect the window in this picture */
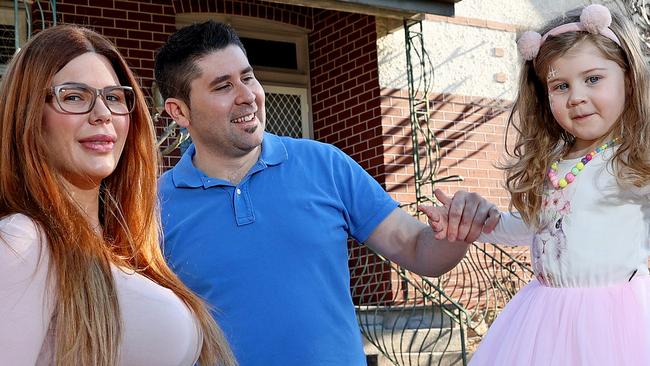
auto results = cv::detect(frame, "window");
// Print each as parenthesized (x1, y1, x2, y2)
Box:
(240, 37, 297, 70)
(265, 85, 310, 138)
(0, 1, 28, 75)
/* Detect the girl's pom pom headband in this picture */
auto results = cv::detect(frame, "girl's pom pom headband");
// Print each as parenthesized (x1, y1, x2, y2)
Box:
(517, 4, 621, 61)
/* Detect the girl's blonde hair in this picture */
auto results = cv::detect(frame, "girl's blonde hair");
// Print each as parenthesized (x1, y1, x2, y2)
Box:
(0, 25, 235, 366)
(503, 8, 650, 227)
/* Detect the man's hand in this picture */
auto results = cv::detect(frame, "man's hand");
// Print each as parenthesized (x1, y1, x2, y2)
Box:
(418, 189, 500, 242)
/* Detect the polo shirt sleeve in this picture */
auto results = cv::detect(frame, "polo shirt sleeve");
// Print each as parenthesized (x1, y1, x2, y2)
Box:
(328, 146, 399, 243)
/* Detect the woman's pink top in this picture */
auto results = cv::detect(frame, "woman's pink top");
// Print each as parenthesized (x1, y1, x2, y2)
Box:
(0, 214, 202, 366)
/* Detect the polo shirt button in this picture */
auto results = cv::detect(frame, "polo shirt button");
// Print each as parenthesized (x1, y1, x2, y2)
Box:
(236, 188, 242, 195)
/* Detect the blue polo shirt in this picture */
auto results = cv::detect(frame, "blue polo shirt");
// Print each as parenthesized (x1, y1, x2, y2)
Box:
(159, 133, 398, 366)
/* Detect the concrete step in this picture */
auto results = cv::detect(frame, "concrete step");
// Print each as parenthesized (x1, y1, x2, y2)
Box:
(363, 327, 464, 354)
(358, 305, 469, 366)
(357, 305, 459, 329)
(367, 351, 467, 366)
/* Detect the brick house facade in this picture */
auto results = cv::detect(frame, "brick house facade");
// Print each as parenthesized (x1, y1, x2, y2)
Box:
(23, 0, 526, 309)
(32, 0, 511, 205)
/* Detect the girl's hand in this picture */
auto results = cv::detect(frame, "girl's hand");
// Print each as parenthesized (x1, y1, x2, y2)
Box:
(418, 204, 449, 240)
(418, 189, 500, 242)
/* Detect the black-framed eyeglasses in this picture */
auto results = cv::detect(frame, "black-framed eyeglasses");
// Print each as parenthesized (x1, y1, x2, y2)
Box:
(47, 83, 135, 115)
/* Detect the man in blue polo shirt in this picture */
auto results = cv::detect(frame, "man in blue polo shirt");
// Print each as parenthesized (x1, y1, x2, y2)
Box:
(154, 21, 499, 366)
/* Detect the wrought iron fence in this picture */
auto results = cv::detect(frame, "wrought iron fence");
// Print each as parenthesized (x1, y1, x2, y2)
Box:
(351, 240, 533, 366)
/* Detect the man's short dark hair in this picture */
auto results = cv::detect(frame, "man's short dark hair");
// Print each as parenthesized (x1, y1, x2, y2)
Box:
(154, 21, 246, 104)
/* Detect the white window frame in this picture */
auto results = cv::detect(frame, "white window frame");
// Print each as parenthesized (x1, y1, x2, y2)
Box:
(265, 85, 312, 139)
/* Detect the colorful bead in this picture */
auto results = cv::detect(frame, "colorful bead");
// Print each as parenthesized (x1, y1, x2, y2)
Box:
(565, 173, 575, 182)
(547, 137, 621, 190)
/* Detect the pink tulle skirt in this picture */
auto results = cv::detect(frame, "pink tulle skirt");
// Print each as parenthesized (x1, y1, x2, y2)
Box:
(469, 276, 650, 365)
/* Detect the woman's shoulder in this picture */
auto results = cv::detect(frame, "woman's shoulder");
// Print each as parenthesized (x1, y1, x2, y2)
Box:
(0, 213, 42, 235)
(0, 213, 48, 264)
(0, 213, 55, 366)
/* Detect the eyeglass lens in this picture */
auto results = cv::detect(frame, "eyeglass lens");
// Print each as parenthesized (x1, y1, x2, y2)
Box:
(54, 84, 135, 115)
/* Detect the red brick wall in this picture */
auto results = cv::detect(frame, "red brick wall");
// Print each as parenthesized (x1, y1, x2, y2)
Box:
(173, 0, 313, 28)
(380, 88, 512, 209)
(37, 0, 174, 93)
(310, 10, 385, 180)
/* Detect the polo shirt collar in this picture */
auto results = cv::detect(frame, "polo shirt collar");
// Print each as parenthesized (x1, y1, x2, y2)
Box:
(171, 132, 288, 188)
(259, 132, 288, 166)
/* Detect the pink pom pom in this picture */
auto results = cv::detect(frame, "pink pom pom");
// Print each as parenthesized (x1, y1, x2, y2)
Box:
(517, 31, 542, 61)
(580, 4, 612, 34)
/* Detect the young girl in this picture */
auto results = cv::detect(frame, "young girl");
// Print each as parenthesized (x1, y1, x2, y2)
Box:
(0, 26, 235, 365)
(426, 4, 650, 365)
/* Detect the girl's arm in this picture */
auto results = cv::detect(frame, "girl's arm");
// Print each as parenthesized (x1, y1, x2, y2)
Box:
(476, 211, 534, 246)
(422, 190, 533, 246)
(0, 214, 55, 365)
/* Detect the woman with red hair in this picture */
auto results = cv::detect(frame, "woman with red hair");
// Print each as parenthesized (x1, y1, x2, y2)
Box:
(0, 25, 235, 366)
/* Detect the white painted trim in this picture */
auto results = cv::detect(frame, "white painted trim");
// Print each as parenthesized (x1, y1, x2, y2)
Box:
(265, 85, 312, 139)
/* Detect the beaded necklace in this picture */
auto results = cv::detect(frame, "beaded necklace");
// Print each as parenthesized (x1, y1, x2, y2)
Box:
(547, 137, 621, 189)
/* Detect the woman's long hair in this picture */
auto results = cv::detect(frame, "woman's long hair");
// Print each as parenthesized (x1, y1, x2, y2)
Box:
(0, 25, 234, 366)
(503, 8, 650, 228)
